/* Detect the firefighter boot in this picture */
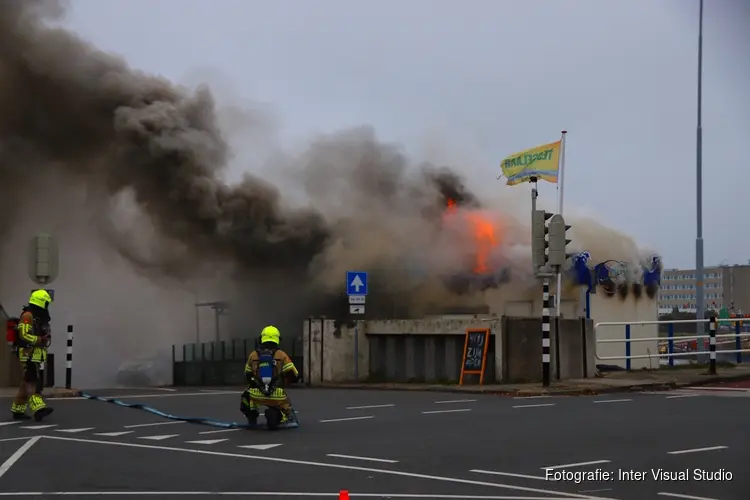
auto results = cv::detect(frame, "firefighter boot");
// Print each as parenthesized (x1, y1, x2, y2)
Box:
(29, 394, 53, 422)
(10, 402, 30, 420)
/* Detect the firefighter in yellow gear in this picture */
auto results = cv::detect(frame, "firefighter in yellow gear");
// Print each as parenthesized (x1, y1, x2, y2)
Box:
(11, 289, 54, 421)
(240, 325, 299, 425)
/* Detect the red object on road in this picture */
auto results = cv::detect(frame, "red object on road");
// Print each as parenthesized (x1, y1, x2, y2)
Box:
(339, 491, 350, 500)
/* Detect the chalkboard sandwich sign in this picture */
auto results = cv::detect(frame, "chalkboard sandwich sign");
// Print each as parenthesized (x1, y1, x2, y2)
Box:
(459, 327, 490, 385)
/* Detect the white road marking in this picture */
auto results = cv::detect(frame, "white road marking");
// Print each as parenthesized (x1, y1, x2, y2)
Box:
(592, 399, 632, 404)
(0, 493, 609, 498)
(124, 421, 185, 429)
(184, 439, 228, 445)
(657, 493, 719, 500)
(54, 428, 94, 433)
(138, 434, 180, 441)
(512, 396, 554, 400)
(116, 387, 178, 392)
(199, 428, 242, 435)
(666, 394, 701, 399)
(318, 416, 375, 423)
(40, 435, 613, 500)
(0, 437, 38, 443)
(422, 409, 472, 414)
(0, 422, 21, 427)
(0, 437, 41, 480)
(667, 446, 727, 455)
(20, 425, 56, 430)
(683, 386, 750, 392)
(541, 460, 611, 470)
(326, 453, 399, 464)
(345, 404, 395, 410)
(512, 403, 555, 409)
(237, 444, 283, 451)
(94, 431, 133, 437)
(470, 470, 547, 481)
(433, 399, 477, 404)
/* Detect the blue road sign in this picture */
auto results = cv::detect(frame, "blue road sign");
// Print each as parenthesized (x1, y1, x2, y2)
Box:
(346, 271, 368, 296)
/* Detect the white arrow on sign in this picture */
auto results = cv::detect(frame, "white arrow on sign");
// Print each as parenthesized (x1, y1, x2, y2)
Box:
(350, 275, 364, 293)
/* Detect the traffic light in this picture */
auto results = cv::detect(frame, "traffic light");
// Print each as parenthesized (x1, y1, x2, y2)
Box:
(532, 210, 553, 269)
(547, 214, 572, 267)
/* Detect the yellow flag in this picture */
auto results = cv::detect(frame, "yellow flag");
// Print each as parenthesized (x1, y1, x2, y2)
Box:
(500, 140, 561, 186)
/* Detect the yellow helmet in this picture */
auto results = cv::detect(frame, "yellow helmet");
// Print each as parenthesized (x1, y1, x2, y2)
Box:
(260, 325, 281, 345)
(29, 289, 53, 309)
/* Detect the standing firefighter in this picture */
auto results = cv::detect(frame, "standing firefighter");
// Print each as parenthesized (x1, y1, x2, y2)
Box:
(10, 289, 54, 421)
(240, 325, 299, 426)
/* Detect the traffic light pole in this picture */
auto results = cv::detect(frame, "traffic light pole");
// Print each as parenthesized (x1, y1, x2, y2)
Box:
(531, 178, 555, 386)
(542, 278, 551, 387)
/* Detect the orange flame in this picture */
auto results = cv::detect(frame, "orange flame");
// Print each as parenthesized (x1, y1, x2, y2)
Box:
(444, 199, 501, 274)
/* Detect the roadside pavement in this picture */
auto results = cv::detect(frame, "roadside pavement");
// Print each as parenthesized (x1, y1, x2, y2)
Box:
(319, 365, 750, 396)
(2, 364, 750, 401)
(0, 386, 80, 399)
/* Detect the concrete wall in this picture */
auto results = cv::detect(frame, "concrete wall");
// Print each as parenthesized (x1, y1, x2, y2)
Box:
(366, 319, 502, 383)
(303, 318, 371, 384)
(366, 320, 499, 384)
(589, 292, 659, 369)
(303, 316, 594, 384)
(502, 316, 595, 383)
(500, 298, 578, 318)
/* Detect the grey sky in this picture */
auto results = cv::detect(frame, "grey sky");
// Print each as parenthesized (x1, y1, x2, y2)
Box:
(63, 0, 749, 270)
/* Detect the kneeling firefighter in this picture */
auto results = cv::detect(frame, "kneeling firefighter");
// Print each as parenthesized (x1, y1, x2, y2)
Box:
(10, 289, 54, 421)
(240, 325, 300, 426)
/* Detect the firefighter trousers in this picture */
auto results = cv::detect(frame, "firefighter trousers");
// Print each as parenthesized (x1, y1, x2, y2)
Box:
(11, 360, 50, 417)
(240, 387, 292, 421)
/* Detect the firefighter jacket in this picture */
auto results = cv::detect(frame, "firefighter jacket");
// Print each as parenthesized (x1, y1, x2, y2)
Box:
(17, 308, 50, 364)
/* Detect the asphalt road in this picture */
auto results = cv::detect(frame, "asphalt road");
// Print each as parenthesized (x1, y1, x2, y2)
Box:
(1, 385, 749, 499)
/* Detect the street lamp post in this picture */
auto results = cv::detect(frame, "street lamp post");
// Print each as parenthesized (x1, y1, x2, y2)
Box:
(695, 0, 705, 356)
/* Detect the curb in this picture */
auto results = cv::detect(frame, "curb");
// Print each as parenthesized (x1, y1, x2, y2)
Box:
(52, 388, 81, 398)
(313, 371, 750, 397)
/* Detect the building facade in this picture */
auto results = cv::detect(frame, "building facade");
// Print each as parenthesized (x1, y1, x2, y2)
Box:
(658, 264, 750, 315)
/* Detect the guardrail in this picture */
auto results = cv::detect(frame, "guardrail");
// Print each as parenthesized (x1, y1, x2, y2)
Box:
(594, 317, 750, 374)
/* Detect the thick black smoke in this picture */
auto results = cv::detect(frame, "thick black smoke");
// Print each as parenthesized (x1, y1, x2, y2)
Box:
(0, 0, 481, 306)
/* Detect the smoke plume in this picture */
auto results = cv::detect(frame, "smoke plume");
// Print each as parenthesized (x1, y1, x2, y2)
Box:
(0, 0, 657, 386)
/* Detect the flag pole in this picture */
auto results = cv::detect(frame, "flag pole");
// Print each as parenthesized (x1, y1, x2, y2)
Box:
(555, 130, 567, 316)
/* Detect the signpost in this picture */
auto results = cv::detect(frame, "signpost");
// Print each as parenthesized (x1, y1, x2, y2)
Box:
(28, 234, 59, 286)
(459, 328, 490, 385)
(346, 271, 368, 381)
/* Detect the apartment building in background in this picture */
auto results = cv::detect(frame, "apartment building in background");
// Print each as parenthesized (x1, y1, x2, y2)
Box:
(658, 264, 750, 315)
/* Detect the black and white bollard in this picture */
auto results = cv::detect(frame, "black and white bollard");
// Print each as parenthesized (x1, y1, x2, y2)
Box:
(708, 316, 717, 375)
(65, 325, 74, 389)
(542, 278, 551, 387)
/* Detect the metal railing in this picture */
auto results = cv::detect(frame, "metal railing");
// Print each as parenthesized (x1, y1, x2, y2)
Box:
(171, 338, 304, 386)
(594, 317, 750, 374)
